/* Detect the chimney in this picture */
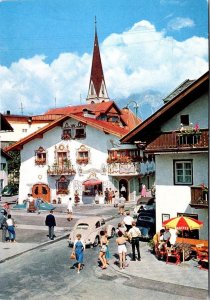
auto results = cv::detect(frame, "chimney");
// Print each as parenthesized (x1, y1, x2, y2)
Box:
(6, 110, 10, 115)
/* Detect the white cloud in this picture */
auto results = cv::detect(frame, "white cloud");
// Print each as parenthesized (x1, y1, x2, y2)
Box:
(0, 20, 208, 115)
(167, 17, 195, 31)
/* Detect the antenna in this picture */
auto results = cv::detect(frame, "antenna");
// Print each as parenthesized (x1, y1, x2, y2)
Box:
(54, 97, 57, 108)
(19, 101, 24, 115)
(80, 94, 82, 104)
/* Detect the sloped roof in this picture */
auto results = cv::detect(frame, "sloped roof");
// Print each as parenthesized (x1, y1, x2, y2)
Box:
(5, 113, 130, 152)
(121, 71, 209, 143)
(163, 79, 195, 103)
(0, 114, 13, 131)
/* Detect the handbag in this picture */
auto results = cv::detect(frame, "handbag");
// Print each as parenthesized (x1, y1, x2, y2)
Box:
(70, 252, 76, 259)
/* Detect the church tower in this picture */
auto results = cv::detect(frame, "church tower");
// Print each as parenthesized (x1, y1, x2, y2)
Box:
(86, 19, 110, 104)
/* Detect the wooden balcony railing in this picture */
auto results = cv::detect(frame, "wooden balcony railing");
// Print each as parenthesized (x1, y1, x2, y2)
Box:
(107, 162, 140, 175)
(47, 164, 76, 176)
(35, 158, 46, 165)
(190, 186, 208, 208)
(146, 129, 208, 152)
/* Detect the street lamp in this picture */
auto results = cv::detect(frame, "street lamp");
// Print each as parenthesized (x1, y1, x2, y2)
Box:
(123, 100, 139, 119)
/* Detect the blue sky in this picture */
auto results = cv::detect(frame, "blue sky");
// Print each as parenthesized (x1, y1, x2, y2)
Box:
(0, 0, 208, 118)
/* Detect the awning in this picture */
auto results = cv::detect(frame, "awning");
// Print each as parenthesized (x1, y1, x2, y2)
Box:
(82, 179, 102, 186)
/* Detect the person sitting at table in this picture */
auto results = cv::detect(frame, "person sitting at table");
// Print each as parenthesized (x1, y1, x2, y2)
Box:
(153, 229, 165, 254)
(159, 228, 171, 251)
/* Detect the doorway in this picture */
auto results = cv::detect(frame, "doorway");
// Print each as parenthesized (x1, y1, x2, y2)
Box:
(32, 184, 50, 203)
(119, 179, 128, 201)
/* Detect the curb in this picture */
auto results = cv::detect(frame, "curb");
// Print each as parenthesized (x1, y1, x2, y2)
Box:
(0, 214, 116, 264)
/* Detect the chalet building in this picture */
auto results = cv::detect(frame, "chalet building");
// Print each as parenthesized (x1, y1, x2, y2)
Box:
(5, 25, 155, 204)
(121, 72, 209, 240)
(0, 114, 13, 192)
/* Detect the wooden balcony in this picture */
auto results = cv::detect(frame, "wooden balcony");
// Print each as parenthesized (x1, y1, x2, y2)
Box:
(145, 129, 208, 153)
(47, 164, 76, 176)
(35, 158, 46, 165)
(190, 186, 208, 209)
(107, 162, 140, 176)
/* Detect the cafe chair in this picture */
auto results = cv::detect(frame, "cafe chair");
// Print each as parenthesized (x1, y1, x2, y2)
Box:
(166, 247, 181, 265)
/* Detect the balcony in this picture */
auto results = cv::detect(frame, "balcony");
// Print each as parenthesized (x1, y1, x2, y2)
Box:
(76, 157, 89, 165)
(35, 158, 46, 166)
(107, 162, 140, 176)
(145, 129, 208, 153)
(56, 188, 69, 195)
(47, 163, 76, 176)
(190, 186, 208, 209)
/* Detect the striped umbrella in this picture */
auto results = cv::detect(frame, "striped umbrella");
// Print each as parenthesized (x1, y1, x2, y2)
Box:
(162, 216, 203, 230)
(162, 216, 203, 262)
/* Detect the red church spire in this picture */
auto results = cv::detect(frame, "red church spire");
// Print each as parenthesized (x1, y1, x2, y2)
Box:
(86, 17, 109, 104)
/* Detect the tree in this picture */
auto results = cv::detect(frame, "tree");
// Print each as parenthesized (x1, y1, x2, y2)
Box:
(7, 150, 20, 184)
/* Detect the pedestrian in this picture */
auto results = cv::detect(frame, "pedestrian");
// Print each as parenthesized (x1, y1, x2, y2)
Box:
(108, 188, 113, 204)
(116, 222, 126, 237)
(6, 214, 16, 242)
(128, 221, 141, 261)
(118, 194, 126, 215)
(104, 230, 111, 264)
(116, 231, 128, 269)
(104, 188, 109, 204)
(141, 184, 147, 197)
(123, 210, 134, 232)
(98, 230, 108, 269)
(67, 198, 73, 221)
(72, 233, 85, 274)
(34, 198, 41, 214)
(0, 209, 8, 242)
(45, 210, 56, 240)
(113, 190, 119, 207)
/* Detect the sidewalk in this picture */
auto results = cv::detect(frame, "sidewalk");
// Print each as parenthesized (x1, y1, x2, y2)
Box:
(109, 242, 208, 291)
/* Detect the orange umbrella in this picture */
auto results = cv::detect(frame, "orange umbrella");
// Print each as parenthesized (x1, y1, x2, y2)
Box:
(162, 216, 203, 231)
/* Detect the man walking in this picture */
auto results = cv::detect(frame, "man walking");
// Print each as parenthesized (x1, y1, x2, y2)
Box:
(123, 211, 134, 232)
(45, 210, 56, 240)
(128, 221, 141, 261)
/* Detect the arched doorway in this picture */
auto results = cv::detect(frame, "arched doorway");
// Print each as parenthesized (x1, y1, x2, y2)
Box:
(32, 184, 50, 203)
(119, 179, 128, 201)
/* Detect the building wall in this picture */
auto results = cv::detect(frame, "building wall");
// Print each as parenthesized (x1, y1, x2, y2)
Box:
(155, 153, 208, 239)
(161, 92, 208, 131)
(18, 118, 123, 203)
(0, 122, 48, 143)
(0, 155, 8, 192)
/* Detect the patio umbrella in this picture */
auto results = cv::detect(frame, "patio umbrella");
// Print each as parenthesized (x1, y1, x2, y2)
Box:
(162, 216, 203, 262)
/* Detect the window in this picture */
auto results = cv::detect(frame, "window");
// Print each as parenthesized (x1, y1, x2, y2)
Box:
(75, 128, 86, 139)
(56, 176, 69, 195)
(180, 115, 189, 126)
(174, 160, 193, 185)
(0, 163, 6, 171)
(35, 147, 46, 165)
(22, 129, 28, 132)
(76, 145, 89, 164)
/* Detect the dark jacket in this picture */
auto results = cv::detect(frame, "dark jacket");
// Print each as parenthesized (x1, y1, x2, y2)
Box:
(45, 214, 56, 227)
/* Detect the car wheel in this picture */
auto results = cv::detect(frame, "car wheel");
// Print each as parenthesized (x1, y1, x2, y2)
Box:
(93, 236, 100, 247)
(111, 228, 115, 238)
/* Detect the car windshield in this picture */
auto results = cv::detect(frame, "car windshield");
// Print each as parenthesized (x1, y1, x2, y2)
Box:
(76, 223, 89, 230)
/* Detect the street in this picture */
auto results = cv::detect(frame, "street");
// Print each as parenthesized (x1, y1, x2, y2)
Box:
(0, 207, 207, 300)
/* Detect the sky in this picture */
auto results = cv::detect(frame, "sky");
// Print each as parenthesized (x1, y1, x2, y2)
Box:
(0, 0, 208, 120)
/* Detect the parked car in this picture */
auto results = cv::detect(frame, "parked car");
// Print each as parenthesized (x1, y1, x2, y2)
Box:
(68, 216, 115, 247)
(12, 199, 55, 211)
(133, 197, 155, 218)
(136, 210, 156, 240)
(1, 184, 19, 197)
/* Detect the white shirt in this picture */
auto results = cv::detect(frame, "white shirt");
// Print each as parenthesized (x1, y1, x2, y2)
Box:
(73, 239, 85, 249)
(67, 201, 73, 212)
(128, 226, 141, 238)
(6, 219, 14, 226)
(29, 196, 34, 202)
(123, 215, 134, 225)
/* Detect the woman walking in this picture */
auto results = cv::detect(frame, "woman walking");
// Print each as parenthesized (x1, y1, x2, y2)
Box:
(98, 230, 108, 269)
(116, 231, 128, 269)
(72, 234, 85, 273)
(6, 214, 16, 242)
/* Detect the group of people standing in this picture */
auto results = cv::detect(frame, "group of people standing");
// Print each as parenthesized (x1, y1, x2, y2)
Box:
(70, 211, 142, 273)
(0, 209, 16, 242)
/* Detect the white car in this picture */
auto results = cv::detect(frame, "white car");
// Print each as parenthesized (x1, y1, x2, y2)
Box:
(68, 216, 115, 247)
